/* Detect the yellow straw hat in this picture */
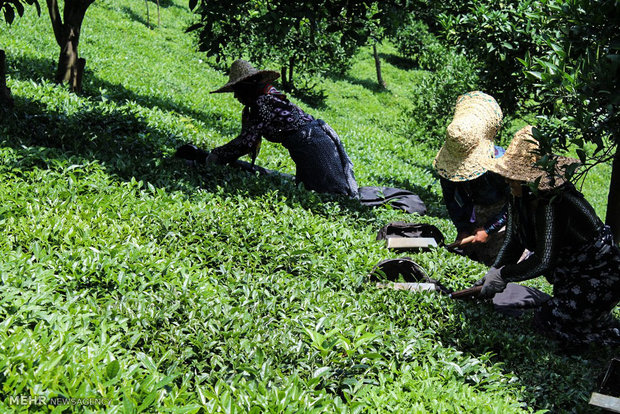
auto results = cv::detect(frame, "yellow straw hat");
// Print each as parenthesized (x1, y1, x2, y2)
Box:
(211, 59, 280, 94)
(483, 125, 580, 190)
(433, 91, 503, 181)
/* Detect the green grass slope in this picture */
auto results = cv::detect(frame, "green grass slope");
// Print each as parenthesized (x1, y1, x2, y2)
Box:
(0, 1, 615, 412)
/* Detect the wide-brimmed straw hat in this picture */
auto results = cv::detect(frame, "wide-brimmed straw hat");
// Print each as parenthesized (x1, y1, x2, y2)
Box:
(483, 125, 580, 190)
(210, 59, 280, 94)
(433, 91, 503, 181)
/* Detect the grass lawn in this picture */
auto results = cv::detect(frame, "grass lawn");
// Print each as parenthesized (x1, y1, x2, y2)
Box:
(0, 1, 616, 412)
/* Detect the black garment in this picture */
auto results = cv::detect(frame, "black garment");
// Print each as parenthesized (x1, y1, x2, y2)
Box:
(495, 183, 620, 345)
(494, 184, 605, 281)
(358, 187, 427, 215)
(533, 225, 620, 346)
(281, 119, 358, 197)
(440, 172, 509, 235)
(210, 90, 358, 197)
(492, 283, 551, 317)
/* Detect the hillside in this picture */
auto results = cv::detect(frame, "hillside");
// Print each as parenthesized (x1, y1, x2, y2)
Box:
(0, 0, 615, 412)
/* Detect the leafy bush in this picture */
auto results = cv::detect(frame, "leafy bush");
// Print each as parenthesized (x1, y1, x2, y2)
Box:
(392, 18, 446, 71)
(395, 26, 480, 147)
(432, 0, 551, 112)
(188, 0, 372, 91)
(0, 0, 615, 412)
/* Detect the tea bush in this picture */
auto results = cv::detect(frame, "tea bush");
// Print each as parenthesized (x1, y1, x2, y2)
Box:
(0, 0, 615, 412)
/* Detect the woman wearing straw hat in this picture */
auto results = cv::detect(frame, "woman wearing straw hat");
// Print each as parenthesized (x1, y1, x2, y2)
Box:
(200, 59, 358, 197)
(474, 126, 620, 346)
(433, 91, 510, 266)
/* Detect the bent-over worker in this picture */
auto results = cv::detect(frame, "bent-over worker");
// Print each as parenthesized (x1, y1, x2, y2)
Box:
(434, 91, 509, 265)
(205, 59, 358, 197)
(474, 126, 620, 346)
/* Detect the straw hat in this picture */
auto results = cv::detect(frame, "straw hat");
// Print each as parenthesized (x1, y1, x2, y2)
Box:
(483, 125, 580, 190)
(433, 91, 503, 181)
(211, 59, 280, 93)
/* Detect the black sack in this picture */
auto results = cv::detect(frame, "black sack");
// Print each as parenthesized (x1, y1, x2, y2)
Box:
(369, 257, 450, 294)
(376, 221, 445, 246)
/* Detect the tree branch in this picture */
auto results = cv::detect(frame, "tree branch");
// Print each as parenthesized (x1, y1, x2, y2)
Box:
(45, 0, 63, 46)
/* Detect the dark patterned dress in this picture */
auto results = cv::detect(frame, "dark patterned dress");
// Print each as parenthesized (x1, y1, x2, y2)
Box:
(494, 184, 620, 346)
(211, 88, 358, 197)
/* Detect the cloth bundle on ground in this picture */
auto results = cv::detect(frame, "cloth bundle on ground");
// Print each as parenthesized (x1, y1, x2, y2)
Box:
(358, 187, 427, 215)
(491, 283, 551, 317)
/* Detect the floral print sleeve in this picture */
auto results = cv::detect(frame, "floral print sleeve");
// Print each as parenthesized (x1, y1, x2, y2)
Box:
(211, 91, 314, 164)
(210, 106, 270, 164)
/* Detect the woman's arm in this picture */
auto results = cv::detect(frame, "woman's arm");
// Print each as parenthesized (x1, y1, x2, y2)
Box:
(499, 199, 560, 282)
(210, 123, 262, 164)
(492, 201, 525, 268)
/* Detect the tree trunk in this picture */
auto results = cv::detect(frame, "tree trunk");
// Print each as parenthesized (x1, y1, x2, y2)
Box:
(0, 50, 13, 109)
(280, 66, 288, 89)
(71, 57, 86, 93)
(156, 0, 160, 26)
(55, 26, 79, 85)
(145, 0, 150, 28)
(373, 43, 386, 89)
(288, 57, 294, 89)
(606, 145, 620, 244)
(46, 0, 93, 92)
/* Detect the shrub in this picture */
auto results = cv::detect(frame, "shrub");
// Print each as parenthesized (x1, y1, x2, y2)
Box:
(392, 18, 446, 72)
(396, 21, 480, 148)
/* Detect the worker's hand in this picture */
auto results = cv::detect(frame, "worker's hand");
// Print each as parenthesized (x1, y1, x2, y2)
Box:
(205, 152, 220, 165)
(471, 227, 490, 244)
(454, 231, 470, 245)
(473, 266, 506, 299)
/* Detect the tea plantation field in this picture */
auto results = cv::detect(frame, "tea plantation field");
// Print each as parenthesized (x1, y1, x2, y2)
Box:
(0, 0, 615, 412)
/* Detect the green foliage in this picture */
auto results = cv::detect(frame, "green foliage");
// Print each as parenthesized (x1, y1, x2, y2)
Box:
(519, 0, 619, 174)
(409, 0, 618, 238)
(187, 0, 374, 90)
(393, 18, 452, 72)
(0, 0, 615, 412)
(392, 17, 481, 147)
(433, 0, 550, 112)
(0, 0, 39, 25)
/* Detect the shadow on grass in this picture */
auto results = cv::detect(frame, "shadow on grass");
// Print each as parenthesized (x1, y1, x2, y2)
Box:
(440, 302, 617, 412)
(120, 0, 179, 29)
(286, 85, 328, 110)
(325, 71, 391, 94)
(120, 6, 151, 28)
(7, 54, 240, 139)
(342, 75, 390, 94)
(379, 52, 419, 71)
(1, 88, 379, 225)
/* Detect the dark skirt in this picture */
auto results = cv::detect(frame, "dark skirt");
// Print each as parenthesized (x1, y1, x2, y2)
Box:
(534, 225, 620, 346)
(281, 119, 358, 197)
